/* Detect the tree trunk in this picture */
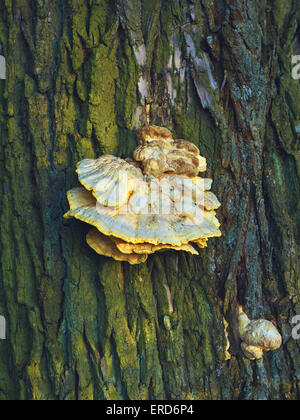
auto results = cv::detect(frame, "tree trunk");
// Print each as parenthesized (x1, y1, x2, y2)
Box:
(0, 0, 299, 400)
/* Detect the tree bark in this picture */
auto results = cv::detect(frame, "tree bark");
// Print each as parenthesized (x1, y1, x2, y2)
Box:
(0, 0, 299, 400)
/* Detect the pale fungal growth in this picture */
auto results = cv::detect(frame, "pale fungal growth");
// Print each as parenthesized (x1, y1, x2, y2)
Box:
(86, 229, 148, 265)
(134, 126, 206, 178)
(114, 238, 199, 256)
(64, 126, 222, 264)
(223, 318, 231, 361)
(238, 305, 282, 361)
(136, 126, 173, 145)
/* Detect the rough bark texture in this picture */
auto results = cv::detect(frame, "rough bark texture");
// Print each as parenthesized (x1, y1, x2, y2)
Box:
(0, 0, 299, 400)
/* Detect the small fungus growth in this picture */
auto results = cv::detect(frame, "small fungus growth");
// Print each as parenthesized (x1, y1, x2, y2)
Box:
(223, 318, 231, 361)
(238, 305, 282, 360)
(64, 126, 222, 264)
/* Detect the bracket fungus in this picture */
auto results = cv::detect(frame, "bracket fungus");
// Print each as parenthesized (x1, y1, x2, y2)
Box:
(134, 126, 206, 178)
(238, 306, 282, 360)
(64, 126, 222, 264)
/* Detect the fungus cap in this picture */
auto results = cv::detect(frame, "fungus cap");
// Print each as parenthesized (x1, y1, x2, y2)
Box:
(241, 343, 264, 361)
(114, 238, 199, 255)
(65, 187, 221, 246)
(204, 192, 221, 211)
(87, 229, 148, 265)
(66, 187, 96, 213)
(195, 239, 208, 248)
(76, 156, 145, 207)
(134, 137, 207, 178)
(240, 319, 282, 351)
(137, 125, 173, 145)
(238, 306, 282, 360)
(64, 126, 222, 263)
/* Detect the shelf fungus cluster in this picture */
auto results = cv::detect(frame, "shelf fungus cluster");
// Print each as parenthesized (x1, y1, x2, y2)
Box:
(64, 126, 222, 264)
(238, 306, 282, 360)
